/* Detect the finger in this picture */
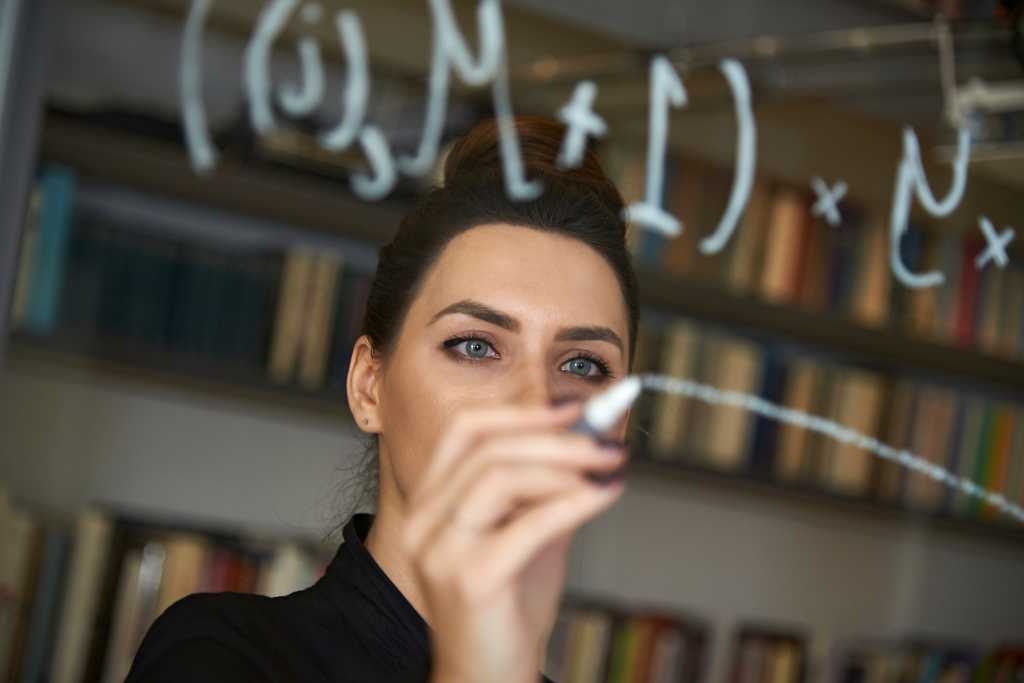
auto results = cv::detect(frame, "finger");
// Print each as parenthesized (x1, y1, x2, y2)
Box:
(404, 432, 624, 554)
(421, 464, 589, 571)
(413, 401, 582, 503)
(474, 478, 625, 590)
(449, 456, 614, 534)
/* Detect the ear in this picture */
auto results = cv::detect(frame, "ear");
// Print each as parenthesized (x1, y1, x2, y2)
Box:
(346, 335, 383, 433)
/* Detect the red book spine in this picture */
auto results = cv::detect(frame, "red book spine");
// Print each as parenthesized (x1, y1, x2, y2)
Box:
(954, 239, 983, 347)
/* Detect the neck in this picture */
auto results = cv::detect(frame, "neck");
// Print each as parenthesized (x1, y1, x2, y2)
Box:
(363, 462, 433, 629)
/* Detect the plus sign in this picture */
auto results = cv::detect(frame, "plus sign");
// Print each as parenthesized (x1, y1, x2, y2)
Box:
(975, 216, 1016, 270)
(811, 177, 848, 227)
(556, 80, 607, 169)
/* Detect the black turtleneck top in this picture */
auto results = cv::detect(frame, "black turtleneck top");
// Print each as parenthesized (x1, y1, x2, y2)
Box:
(124, 512, 557, 683)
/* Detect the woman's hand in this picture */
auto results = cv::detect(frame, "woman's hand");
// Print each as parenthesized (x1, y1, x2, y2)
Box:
(400, 401, 627, 683)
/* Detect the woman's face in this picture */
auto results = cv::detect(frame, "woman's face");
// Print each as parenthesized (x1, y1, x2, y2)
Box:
(353, 223, 632, 500)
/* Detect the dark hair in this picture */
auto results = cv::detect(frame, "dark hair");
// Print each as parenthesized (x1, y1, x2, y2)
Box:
(364, 116, 639, 361)
(325, 116, 640, 538)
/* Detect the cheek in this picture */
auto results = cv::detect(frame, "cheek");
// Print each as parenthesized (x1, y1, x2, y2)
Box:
(379, 344, 492, 488)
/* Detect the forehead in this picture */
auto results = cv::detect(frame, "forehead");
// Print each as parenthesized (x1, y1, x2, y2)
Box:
(410, 223, 629, 331)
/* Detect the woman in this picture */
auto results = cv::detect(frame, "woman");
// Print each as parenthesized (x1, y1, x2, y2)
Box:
(125, 116, 638, 683)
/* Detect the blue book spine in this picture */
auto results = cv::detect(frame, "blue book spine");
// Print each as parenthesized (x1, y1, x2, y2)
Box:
(20, 527, 71, 683)
(25, 165, 77, 335)
(941, 398, 967, 515)
(748, 348, 786, 474)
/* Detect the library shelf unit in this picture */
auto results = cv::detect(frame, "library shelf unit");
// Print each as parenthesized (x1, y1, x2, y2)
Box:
(7, 108, 1024, 551)
(637, 271, 1024, 396)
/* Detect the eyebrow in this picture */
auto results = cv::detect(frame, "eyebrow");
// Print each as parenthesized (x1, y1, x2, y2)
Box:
(554, 325, 624, 355)
(428, 299, 624, 355)
(429, 299, 519, 331)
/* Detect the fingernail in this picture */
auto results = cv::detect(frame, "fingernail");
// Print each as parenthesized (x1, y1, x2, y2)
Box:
(596, 436, 627, 450)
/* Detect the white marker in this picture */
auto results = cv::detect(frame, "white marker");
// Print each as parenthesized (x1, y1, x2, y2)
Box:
(572, 375, 643, 438)
(571, 376, 641, 486)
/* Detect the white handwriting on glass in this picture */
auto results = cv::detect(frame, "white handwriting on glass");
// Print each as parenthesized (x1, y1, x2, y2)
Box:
(180, 0, 1010, 285)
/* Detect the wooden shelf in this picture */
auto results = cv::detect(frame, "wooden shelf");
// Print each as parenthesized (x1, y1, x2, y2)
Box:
(626, 453, 1024, 545)
(638, 271, 1024, 396)
(39, 110, 413, 247)
(6, 332, 351, 425)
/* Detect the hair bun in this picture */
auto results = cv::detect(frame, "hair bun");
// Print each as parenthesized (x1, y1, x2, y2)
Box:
(442, 116, 624, 218)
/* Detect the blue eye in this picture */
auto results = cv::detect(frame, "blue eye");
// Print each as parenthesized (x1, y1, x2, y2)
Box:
(560, 355, 611, 379)
(444, 337, 497, 360)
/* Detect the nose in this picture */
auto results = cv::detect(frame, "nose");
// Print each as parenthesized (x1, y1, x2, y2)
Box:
(513, 360, 588, 408)
(515, 362, 553, 407)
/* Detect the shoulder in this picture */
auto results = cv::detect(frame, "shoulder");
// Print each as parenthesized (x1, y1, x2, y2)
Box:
(125, 593, 278, 683)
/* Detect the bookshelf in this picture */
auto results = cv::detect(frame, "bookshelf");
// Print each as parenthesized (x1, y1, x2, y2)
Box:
(6, 107, 1024, 546)
(637, 270, 1024, 395)
(4, 103, 1023, 683)
(5, 331, 349, 423)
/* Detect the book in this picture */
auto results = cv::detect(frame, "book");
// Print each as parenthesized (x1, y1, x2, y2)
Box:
(976, 266, 1005, 354)
(774, 360, 821, 483)
(952, 398, 987, 516)
(876, 380, 915, 503)
(10, 185, 43, 327)
(19, 525, 72, 683)
(794, 210, 830, 312)
(99, 549, 143, 683)
(826, 369, 884, 496)
(650, 320, 700, 458)
(0, 494, 39, 679)
(980, 405, 1015, 521)
(50, 507, 113, 683)
(748, 351, 788, 474)
(996, 266, 1024, 358)
(299, 254, 343, 389)
(725, 178, 773, 296)
(703, 337, 762, 470)
(21, 165, 78, 335)
(689, 163, 735, 284)
(760, 189, 807, 304)
(153, 533, 209, 617)
(268, 249, 317, 383)
(905, 388, 957, 511)
(850, 217, 891, 328)
(953, 238, 984, 348)
(662, 158, 703, 277)
(649, 626, 685, 683)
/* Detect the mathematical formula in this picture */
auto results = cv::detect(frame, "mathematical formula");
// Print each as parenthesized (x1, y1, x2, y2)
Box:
(180, 0, 1017, 290)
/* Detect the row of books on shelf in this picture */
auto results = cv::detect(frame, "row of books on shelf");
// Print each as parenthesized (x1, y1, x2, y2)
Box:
(0, 492, 332, 683)
(10, 163, 373, 393)
(4, 494, 1018, 683)
(632, 312, 1024, 523)
(607, 150, 1024, 360)
(547, 596, 1020, 683)
(836, 641, 1023, 683)
(545, 599, 709, 683)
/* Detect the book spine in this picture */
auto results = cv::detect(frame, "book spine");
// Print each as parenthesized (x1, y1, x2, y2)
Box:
(24, 166, 78, 335)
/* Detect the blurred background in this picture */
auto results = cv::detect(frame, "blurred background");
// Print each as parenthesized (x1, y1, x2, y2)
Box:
(1, 0, 1023, 681)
